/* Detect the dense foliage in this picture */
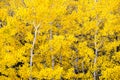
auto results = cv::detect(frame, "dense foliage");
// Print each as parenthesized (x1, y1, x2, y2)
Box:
(0, 0, 120, 80)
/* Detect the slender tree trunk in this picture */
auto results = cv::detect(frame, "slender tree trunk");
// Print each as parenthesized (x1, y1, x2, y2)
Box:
(93, 0, 98, 80)
(50, 28, 54, 80)
(60, 52, 62, 67)
(75, 55, 79, 74)
(29, 24, 40, 80)
(52, 55, 54, 69)
(82, 61, 85, 74)
(74, 49, 78, 80)
(50, 28, 54, 69)
(60, 51, 62, 80)
(94, 30, 98, 80)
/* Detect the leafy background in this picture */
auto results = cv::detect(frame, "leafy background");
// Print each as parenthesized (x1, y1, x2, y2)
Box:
(0, 0, 120, 80)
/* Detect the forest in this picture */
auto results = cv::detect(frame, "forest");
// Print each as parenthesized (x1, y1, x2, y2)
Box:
(0, 0, 120, 80)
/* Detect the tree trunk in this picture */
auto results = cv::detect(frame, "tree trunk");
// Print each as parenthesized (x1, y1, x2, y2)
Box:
(30, 24, 40, 80)
(50, 28, 54, 80)
(74, 48, 79, 80)
(94, 0, 99, 79)
(94, 31, 98, 80)
(82, 61, 85, 74)
(60, 51, 62, 80)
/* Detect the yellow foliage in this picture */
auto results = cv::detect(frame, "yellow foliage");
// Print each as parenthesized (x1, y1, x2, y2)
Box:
(0, 0, 120, 79)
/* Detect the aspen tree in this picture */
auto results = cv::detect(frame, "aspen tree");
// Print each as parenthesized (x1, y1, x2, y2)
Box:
(0, 0, 120, 79)
(93, 0, 99, 80)
(29, 23, 40, 80)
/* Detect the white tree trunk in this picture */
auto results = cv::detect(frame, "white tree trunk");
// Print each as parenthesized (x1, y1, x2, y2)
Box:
(94, 0, 99, 79)
(29, 24, 40, 80)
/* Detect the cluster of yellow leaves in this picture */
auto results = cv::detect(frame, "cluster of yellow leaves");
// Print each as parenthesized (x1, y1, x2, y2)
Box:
(0, 0, 120, 79)
(100, 66, 120, 79)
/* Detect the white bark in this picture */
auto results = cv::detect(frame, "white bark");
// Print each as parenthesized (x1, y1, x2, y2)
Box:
(93, 0, 99, 79)
(29, 23, 40, 80)
(95, 0, 98, 2)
